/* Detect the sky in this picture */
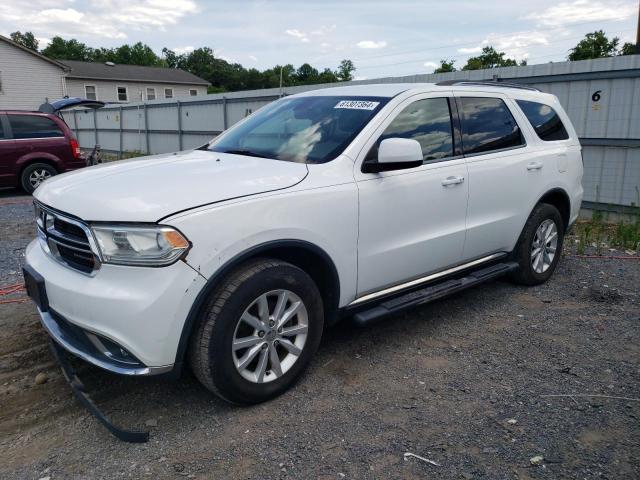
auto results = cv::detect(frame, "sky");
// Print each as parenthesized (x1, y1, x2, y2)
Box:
(0, 0, 637, 79)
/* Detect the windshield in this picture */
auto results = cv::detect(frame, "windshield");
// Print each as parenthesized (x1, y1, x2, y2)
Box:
(208, 96, 389, 164)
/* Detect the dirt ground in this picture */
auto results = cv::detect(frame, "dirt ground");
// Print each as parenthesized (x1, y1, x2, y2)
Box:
(1, 188, 639, 479)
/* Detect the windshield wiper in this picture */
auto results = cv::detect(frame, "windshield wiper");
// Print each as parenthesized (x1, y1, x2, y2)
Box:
(220, 149, 270, 159)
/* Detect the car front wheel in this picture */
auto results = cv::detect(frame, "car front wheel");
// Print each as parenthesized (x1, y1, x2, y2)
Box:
(189, 258, 324, 404)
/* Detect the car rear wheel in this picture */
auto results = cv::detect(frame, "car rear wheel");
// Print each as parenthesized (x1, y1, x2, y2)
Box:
(21, 163, 57, 194)
(509, 203, 564, 285)
(189, 258, 324, 404)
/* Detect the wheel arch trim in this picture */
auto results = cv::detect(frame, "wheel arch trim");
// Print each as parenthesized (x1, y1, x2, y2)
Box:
(536, 187, 572, 229)
(172, 239, 340, 374)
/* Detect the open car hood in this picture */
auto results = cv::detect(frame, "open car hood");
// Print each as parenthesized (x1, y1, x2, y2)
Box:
(38, 97, 105, 114)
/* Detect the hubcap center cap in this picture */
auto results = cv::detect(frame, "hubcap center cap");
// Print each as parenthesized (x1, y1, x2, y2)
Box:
(266, 329, 276, 340)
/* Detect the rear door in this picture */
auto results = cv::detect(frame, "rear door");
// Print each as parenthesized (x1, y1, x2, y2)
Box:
(355, 93, 469, 296)
(454, 93, 548, 260)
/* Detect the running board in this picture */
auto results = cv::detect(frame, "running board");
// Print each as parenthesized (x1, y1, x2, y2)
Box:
(352, 261, 518, 327)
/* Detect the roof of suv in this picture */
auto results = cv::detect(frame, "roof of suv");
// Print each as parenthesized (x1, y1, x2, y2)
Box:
(295, 82, 552, 101)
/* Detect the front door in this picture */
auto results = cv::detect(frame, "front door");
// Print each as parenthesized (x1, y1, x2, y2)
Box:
(355, 95, 468, 296)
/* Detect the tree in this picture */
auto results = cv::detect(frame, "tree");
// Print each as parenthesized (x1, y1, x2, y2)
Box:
(568, 30, 619, 61)
(620, 42, 637, 55)
(42, 36, 93, 61)
(336, 59, 355, 81)
(40, 34, 355, 92)
(10, 31, 38, 51)
(434, 59, 456, 73)
(462, 47, 519, 70)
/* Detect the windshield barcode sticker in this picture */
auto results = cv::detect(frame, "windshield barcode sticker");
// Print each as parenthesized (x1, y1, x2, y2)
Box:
(334, 100, 380, 110)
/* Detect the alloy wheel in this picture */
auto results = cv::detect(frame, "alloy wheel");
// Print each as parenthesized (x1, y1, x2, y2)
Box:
(232, 289, 308, 383)
(29, 169, 52, 189)
(531, 219, 558, 273)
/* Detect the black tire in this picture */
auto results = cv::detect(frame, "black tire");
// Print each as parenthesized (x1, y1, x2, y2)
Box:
(189, 258, 324, 404)
(20, 163, 57, 194)
(509, 203, 565, 286)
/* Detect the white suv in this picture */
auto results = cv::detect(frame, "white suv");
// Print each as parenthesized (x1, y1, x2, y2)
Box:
(25, 82, 583, 404)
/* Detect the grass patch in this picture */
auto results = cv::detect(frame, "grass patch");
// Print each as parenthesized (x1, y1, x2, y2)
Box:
(573, 207, 640, 255)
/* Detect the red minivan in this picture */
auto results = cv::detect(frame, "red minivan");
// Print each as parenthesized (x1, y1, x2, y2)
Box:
(0, 98, 103, 193)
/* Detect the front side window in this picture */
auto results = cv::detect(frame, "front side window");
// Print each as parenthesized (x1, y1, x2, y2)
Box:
(377, 97, 454, 161)
(146, 87, 156, 101)
(458, 97, 523, 155)
(8, 115, 63, 139)
(209, 96, 388, 164)
(117, 86, 128, 102)
(516, 100, 569, 141)
(164, 88, 173, 99)
(85, 85, 97, 100)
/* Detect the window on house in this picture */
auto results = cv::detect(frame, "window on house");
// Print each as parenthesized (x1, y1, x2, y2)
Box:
(458, 97, 524, 155)
(516, 100, 569, 141)
(189, 89, 198, 96)
(164, 88, 173, 99)
(146, 87, 156, 101)
(85, 85, 97, 100)
(117, 86, 128, 102)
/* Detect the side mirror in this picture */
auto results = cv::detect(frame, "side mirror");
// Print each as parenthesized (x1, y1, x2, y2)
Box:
(362, 138, 423, 173)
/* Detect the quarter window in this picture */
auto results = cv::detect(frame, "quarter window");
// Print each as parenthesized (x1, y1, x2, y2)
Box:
(516, 100, 569, 141)
(117, 86, 128, 102)
(146, 87, 156, 101)
(377, 97, 454, 161)
(458, 97, 523, 155)
(164, 88, 173, 99)
(8, 115, 63, 139)
(85, 85, 97, 100)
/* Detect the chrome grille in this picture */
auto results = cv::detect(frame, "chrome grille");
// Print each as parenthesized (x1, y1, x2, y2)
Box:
(35, 202, 101, 275)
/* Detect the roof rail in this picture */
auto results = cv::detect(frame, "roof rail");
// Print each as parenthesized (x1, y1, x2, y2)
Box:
(435, 80, 540, 92)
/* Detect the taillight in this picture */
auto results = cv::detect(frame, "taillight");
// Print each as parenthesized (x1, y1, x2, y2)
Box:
(70, 138, 81, 159)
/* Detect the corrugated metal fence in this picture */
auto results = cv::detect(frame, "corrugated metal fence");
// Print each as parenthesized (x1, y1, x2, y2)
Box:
(64, 55, 640, 210)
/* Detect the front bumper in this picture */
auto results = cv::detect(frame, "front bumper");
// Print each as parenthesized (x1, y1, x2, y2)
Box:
(25, 239, 207, 373)
(39, 307, 170, 375)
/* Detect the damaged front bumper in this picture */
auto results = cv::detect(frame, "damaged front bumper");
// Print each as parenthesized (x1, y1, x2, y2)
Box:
(49, 340, 150, 443)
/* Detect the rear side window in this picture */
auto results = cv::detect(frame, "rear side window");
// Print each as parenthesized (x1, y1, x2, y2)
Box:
(8, 115, 64, 139)
(516, 100, 569, 141)
(458, 97, 523, 155)
(378, 97, 454, 161)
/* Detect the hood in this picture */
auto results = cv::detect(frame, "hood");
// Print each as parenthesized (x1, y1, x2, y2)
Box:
(34, 149, 308, 222)
(38, 97, 105, 113)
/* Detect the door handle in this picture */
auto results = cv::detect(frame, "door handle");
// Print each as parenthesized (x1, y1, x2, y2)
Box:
(441, 175, 465, 186)
(527, 161, 543, 171)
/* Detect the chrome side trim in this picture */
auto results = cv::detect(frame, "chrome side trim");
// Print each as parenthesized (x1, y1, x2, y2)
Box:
(349, 253, 506, 306)
(39, 309, 173, 376)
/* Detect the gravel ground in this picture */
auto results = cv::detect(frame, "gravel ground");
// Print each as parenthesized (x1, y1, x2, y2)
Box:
(1, 187, 639, 479)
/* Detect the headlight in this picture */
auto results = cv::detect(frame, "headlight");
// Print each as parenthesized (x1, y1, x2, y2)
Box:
(91, 225, 190, 266)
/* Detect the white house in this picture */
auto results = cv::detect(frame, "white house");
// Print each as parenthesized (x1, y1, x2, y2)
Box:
(0, 34, 69, 110)
(0, 34, 210, 110)
(62, 61, 210, 103)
